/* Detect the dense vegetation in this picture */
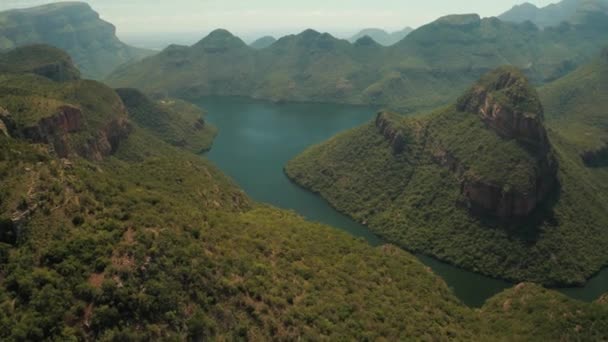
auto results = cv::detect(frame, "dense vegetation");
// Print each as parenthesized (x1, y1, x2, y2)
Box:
(1, 44, 607, 340)
(0, 2, 153, 79)
(116, 88, 217, 153)
(540, 48, 608, 162)
(107, 8, 608, 113)
(286, 65, 608, 286)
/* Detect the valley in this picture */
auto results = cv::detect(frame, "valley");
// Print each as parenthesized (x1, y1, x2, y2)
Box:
(200, 95, 608, 307)
(1, 0, 608, 339)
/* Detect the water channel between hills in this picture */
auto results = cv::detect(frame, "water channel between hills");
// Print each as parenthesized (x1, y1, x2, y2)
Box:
(197, 96, 608, 308)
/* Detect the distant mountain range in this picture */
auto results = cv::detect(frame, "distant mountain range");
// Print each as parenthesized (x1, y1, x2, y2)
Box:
(249, 36, 277, 49)
(0, 2, 154, 79)
(348, 27, 414, 46)
(499, 0, 608, 28)
(108, 11, 608, 113)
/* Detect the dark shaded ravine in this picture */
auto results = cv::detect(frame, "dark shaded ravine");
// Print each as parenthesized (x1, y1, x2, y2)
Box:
(197, 96, 608, 307)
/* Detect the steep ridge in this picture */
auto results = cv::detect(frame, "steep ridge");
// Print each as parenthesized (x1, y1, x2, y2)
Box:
(286, 67, 608, 285)
(1, 45, 607, 341)
(0, 44, 80, 81)
(499, 0, 608, 28)
(454, 67, 558, 218)
(108, 12, 608, 112)
(0, 2, 153, 79)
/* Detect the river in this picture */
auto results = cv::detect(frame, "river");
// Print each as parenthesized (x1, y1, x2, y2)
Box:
(197, 96, 608, 307)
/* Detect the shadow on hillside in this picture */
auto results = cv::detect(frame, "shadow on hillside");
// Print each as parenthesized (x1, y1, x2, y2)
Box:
(476, 181, 562, 245)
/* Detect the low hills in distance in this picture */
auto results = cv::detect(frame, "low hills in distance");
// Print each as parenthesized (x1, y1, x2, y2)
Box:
(0, 2, 154, 79)
(348, 27, 414, 46)
(107, 7, 608, 113)
(286, 58, 608, 286)
(499, 0, 608, 28)
(1, 43, 607, 340)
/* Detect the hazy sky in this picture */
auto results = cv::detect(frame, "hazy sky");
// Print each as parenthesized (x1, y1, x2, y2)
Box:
(1, 0, 559, 38)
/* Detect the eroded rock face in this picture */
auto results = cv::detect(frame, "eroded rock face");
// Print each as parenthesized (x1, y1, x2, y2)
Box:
(375, 112, 406, 154)
(15, 105, 131, 160)
(453, 68, 558, 219)
(20, 105, 83, 157)
(79, 117, 132, 161)
(457, 69, 549, 151)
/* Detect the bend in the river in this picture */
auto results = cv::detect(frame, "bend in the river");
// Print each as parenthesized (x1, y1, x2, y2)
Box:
(197, 96, 608, 307)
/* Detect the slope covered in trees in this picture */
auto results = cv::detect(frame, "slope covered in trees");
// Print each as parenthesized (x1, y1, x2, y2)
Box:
(1, 44, 607, 340)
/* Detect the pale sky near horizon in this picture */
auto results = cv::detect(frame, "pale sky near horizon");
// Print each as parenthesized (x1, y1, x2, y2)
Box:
(0, 0, 559, 38)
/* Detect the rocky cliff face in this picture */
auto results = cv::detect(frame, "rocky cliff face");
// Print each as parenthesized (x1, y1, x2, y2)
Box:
(1, 105, 131, 160)
(452, 68, 558, 219)
(0, 2, 151, 78)
(375, 112, 406, 153)
(457, 68, 550, 152)
(80, 117, 132, 161)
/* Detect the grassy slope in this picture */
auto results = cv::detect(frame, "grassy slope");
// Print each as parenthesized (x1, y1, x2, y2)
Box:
(286, 70, 608, 286)
(540, 52, 608, 152)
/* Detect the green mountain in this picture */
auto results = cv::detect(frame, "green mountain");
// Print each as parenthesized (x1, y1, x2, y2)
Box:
(0, 44, 80, 81)
(249, 35, 277, 49)
(107, 14, 608, 113)
(348, 27, 413, 46)
(286, 66, 608, 286)
(115, 88, 216, 153)
(1, 44, 608, 340)
(0, 2, 154, 79)
(540, 48, 608, 166)
(499, 0, 608, 28)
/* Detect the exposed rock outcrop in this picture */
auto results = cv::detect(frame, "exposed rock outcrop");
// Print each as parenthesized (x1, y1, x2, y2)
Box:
(14, 105, 131, 160)
(457, 67, 549, 152)
(453, 67, 558, 219)
(376, 112, 406, 154)
(79, 117, 132, 161)
(20, 105, 84, 157)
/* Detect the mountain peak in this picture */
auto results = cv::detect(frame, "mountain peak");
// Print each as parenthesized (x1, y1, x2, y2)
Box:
(354, 35, 380, 47)
(194, 29, 247, 51)
(435, 13, 481, 26)
(299, 29, 322, 39)
(457, 66, 547, 147)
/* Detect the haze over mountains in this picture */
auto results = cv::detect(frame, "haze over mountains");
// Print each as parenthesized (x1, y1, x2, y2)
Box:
(499, 0, 608, 27)
(348, 27, 414, 46)
(0, 2, 153, 79)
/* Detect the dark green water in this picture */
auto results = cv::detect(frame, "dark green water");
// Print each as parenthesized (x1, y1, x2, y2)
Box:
(198, 96, 608, 307)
